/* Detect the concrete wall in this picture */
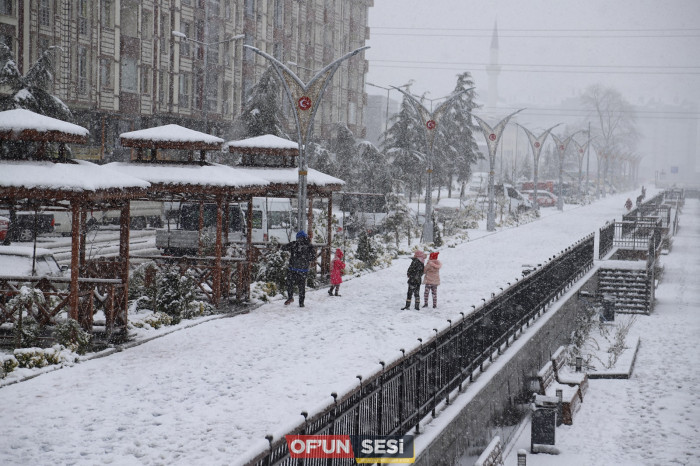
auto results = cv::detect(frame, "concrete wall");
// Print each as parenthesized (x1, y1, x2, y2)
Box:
(415, 272, 598, 465)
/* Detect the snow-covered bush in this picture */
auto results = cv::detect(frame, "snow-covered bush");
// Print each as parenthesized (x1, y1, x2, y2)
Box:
(1, 354, 19, 377)
(7, 286, 45, 348)
(356, 232, 379, 268)
(54, 318, 92, 355)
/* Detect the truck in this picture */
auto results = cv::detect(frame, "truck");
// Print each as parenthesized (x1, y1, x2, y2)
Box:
(155, 198, 294, 256)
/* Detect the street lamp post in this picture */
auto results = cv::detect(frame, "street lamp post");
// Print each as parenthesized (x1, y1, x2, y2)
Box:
(366, 82, 410, 135)
(473, 109, 524, 232)
(172, 31, 245, 133)
(244, 45, 369, 230)
(518, 123, 560, 212)
(551, 131, 581, 211)
(394, 87, 473, 243)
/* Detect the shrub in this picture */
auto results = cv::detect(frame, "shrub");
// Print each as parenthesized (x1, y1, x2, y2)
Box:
(54, 319, 92, 355)
(1, 354, 19, 377)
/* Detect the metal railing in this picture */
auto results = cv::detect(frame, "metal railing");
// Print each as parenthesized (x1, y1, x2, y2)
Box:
(246, 234, 595, 466)
(599, 222, 615, 259)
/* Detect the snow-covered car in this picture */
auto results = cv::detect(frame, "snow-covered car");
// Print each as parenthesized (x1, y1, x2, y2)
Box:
(522, 190, 558, 207)
(0, 246, 64, 278)
(0, 215, 8, 242)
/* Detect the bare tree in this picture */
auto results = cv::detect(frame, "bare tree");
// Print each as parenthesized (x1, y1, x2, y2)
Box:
(581, 85, 638, 195)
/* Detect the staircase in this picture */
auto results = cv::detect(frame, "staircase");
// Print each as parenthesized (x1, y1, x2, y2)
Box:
(598, 266, 652, 315)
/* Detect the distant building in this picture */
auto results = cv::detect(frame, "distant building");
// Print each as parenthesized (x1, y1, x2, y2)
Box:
(0, 0, 371, 161)
(363, 93, 399, 147)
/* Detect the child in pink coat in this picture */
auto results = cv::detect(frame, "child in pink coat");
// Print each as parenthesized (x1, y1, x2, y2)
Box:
(328, 248, 346, 297)
(423, 251, 442, 308)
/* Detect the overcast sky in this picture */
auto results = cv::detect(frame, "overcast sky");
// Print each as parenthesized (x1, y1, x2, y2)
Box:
(365, 0, 700, 110)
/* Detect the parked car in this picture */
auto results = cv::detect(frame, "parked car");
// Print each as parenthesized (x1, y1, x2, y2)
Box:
(522, 190, 558, 208)
(0, 211, 55, 241)
(0, 216, 8, 242)
(0, 246, 64, 277)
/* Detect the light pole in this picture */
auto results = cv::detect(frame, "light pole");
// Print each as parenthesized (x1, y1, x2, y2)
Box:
(573, 137, 590, 199)
(244, 45, 369, 231)
(551, 131, 581, 211)
(394, 87, 473, 243)
(172, 31, 245, 133)
(518, 123, 560, 212)
(473, 109, 524, 232)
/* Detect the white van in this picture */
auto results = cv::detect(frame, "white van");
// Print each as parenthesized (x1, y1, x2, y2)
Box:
(241, 197, 296, 244)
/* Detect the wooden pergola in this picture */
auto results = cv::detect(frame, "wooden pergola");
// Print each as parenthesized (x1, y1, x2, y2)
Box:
(0, 109, 149, 337)
(112, 125, 271, 304)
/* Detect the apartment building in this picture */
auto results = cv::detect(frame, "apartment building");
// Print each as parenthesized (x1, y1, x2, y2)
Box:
(0, 0, 371, 161)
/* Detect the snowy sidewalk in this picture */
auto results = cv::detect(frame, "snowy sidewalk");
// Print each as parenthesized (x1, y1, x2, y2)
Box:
(504, 198, 700, 466)
(0, 192, 670, 466)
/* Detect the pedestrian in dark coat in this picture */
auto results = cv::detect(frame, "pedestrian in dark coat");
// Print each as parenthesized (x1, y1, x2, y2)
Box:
(328, 248, 346, 297)
(401, 250, 425, 310)
(423, 251, 442, 308)
(282, 230, 316, 307)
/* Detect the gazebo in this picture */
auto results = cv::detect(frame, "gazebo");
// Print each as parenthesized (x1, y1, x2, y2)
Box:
(0, 109, 149, 339)
(106, 124, 270, 304)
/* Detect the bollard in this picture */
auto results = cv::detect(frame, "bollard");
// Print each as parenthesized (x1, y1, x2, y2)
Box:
(517, 449, 527, 465)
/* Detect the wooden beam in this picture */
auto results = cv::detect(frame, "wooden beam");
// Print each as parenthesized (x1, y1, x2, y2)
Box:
(69, 201, 81, 321)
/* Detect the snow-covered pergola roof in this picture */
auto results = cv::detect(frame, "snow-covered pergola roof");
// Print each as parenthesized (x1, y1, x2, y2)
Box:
(105, 162, 270, 197)
(225, 134, 299, 157)
(120, 124, 224, 151)
(0, 160, 149, 194)
(238, 167, 344, 197)
(0, 108, 89, 144)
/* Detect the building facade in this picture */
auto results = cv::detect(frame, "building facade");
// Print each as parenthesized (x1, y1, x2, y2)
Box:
(0, 0, 371, 161)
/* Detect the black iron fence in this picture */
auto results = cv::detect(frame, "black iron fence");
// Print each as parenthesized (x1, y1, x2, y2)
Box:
(599, 222, 615, 259)
(246, 234, 595, 466)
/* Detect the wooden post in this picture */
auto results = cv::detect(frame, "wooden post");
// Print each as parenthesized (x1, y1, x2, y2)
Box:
(79, 209, 88, 267)
(69, 201, 81, 321)
(118, 202, 131, 328)
(213, 195, 223, 306)
(245, 197, 253, 301)
(198, 200, 204, 256)
(325, 195, 333, 276)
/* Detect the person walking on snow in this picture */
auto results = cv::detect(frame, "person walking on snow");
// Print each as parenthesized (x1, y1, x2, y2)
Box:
(328, 248, 346, 296)
(423, 251, 442, 308)
(401, 250, 425, 310)
(283, 230, 316, 307)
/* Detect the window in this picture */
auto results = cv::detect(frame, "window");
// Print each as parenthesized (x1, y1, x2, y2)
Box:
(38, 37, 49, 53)
(78, 0, 88, 35)
(120, 2, 138, 37)
(141, 10, 153, 40)
(274, 0, 283, 27)
(206, 74, 218, 113)
(100, 58, 111, 88)
(208, 0, 220, 16)
(120, 57, 138, 92)
(141, 66, 151, 95)
(78, 46, 88, 95)
(0, 34, 13, 52)
(245, 0, 254, 17)
(158, 72, 168, 103)
(179, 22, 191, 57)
(222, 82, 231, 115)
(194, 72, 203, 109)
(224, 0, 232, 20)
(0, 0, 12, 16)
(39, 0, 50, 26)
(101, 0, 113, 28)
(160, 13, 169, 51)
(178, 74, 190, 108)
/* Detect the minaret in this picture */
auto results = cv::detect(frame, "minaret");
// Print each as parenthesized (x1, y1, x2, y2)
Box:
(485, 22, 501, 112)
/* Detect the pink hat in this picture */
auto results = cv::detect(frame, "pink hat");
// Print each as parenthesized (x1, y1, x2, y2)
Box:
(413, 250, 426, 262)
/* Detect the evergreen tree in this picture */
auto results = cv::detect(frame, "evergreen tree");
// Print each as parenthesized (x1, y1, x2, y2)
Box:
(435, 72, 482, 198)
(328, 123, 359, 188)
(382, 189, 414, 247)
(0, 44, 74, 160)
(234, 66, 288, 138)
(432, 214, 443, 247)
(356, 231, 377, 266)
(382, 95, 425, 201)
(355, 140, 392, 194)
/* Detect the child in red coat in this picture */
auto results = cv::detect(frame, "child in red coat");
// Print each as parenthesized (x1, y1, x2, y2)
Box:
(328, 248, 346, 297)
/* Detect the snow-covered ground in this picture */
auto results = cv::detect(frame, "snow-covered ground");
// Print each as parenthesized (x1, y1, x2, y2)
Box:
(1, 190, 694, 466)
(503, 197, 700, 466)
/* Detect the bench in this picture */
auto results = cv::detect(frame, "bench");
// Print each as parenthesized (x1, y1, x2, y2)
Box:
(551, 346, 589, 399)
(536, 361, 582, 425)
